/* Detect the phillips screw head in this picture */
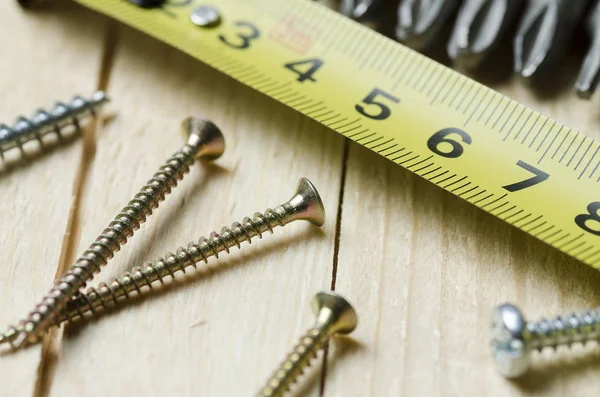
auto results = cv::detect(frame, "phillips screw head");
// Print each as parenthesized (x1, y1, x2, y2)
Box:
(491, 302, 600, 378)
(490, 303, 530, 378)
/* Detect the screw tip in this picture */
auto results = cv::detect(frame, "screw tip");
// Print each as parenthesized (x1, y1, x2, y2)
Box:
(575, 87, 594, 100)
(490, 303, 530, 378)
(181, 117, 225, 161)
(312, 291, 357, 335)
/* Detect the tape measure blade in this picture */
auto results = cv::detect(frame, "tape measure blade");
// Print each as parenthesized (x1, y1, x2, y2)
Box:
(75, 0, 600, 269)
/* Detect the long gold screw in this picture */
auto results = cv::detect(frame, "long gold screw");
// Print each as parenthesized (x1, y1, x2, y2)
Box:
(257, 291, 358, 397)
(52, 178, 326, 325)
(0, 117, 225, 348)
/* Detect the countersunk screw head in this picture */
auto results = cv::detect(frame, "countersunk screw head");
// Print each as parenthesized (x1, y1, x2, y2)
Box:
(284, 178, 326, 227)
(490, 303, 529, 378)
(181, 117, 225, 160)
(312, 291, 358, 335)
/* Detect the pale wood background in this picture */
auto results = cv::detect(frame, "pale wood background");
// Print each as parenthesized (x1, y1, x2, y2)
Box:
(0, 1, 599, 396)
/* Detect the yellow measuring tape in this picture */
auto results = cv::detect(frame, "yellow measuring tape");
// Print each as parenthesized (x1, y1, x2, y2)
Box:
(76, 0, 600, 269)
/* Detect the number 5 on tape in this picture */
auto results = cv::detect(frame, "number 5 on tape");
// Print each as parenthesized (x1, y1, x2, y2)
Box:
(76, 0, 600, 269)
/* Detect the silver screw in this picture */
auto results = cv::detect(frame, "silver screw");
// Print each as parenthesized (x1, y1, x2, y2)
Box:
(0, 117, 225, 349)
(190, 5, 221, 27)
(491, 302, 600, 378)
(0, 91, 108, 158)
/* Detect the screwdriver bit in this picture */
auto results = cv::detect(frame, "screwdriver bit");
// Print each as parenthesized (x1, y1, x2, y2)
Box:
(575, 0, 600, 98)
(396, 0, 461, 52)
(315, 0, 339, 9)
(514, 0, 590, 81)
(447, 0, 525, 69)
(339, 0, 385, 21)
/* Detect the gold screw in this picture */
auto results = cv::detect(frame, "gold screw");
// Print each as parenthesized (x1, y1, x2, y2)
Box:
(257, 291, 358, 397)
(0, 117, 225, 348)
(52, 178, 326, 326)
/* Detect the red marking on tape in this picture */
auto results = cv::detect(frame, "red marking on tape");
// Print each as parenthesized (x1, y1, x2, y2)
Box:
(269, 15, 321, 55)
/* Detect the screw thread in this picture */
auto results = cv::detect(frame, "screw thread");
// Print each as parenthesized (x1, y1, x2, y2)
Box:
(527, 308, 600, 350)
(56, 205, 295, 324)
(257, 327, 328, 397)
(0, 91, 108, 157)
(1, 145, 199, 348)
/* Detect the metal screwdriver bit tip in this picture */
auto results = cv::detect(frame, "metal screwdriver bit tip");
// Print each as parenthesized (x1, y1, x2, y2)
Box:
(575, 0, 600, 98)
(513, 0, 590, 80)
(257, 291, 357, 397)
(339, 0, 385, 21)
(447, 0, 525, 69)
(0, 117, 225, 349)
(396, 0, 461, 52)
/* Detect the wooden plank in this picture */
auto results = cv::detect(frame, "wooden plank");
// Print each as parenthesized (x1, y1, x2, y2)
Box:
(48, 21, 345, 396)
(0, 2, 106, 396)
(326, 81, 600, 395)
(2, 2, 600, 396)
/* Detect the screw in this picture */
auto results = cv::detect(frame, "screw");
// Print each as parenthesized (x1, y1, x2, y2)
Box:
(0, 117, 225, 349)
(257, 291, 358, 397)
(48, 177, 325, 326)
(0, 91, 108, 159)
(190, 5, 221, 27)
(491, 302, 600, 378)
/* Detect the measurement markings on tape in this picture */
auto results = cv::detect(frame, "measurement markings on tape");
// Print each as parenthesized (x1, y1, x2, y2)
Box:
(76, 0, 600, 268)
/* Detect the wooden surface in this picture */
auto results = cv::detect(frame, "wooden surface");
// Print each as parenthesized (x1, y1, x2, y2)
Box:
(1, 1, 600, 396)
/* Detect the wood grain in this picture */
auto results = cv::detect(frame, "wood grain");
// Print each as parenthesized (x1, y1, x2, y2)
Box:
(0, 1, 600, 396)
(326, 82, 600, 397)
(46, 20, 344, 397)
(0, 2, 106, 396)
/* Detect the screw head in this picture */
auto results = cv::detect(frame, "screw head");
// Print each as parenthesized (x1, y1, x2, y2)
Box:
(190, 5, 221, 27)
(285, 178, 326, 226)
(490, 303, 530, 378)
(312, 291, 358, 335)
(181, 117, 225, 161)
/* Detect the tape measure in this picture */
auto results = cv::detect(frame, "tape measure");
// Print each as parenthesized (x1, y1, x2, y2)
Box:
(75, 0, 600, 269)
